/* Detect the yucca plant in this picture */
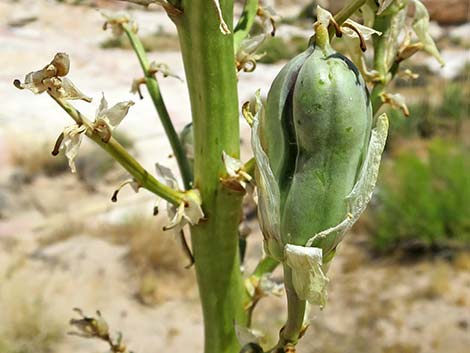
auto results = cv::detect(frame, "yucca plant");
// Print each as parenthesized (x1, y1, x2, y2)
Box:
(15, 0, 442, 352)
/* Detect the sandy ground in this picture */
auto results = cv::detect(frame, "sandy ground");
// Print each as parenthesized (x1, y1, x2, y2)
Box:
(0, 1, 469, 353)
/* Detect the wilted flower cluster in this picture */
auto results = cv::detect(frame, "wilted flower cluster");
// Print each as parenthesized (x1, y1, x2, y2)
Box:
(102, 12, 138, 37)
(53, 94, 134, 173)
(15, 53, 135, 173)
(69, 309, 130, 353)
(355, 0, 444, 78)
(14, 53, 91, 102)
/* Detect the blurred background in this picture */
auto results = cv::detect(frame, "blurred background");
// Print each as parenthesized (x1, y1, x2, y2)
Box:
(0, 1, 468, 352)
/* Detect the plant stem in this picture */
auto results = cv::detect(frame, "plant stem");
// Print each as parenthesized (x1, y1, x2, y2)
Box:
(123, 24, 193, 189)
(51, 95, 185, 206)
(370, 11, 395, 115)
(233, 0, 259, 52)
(327, 0, 367, 39)
(370, 82, 385, 114)
(333, 0, 367, 25)
(272, 265, 306, 351)
(174, 1, 247, 352)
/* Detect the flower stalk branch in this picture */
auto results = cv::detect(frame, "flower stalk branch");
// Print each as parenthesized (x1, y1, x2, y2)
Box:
(333, 0, 367, 26)
(51, 94, 185, 206)
(122, 23, 193, 189)
(233, 0, 259, 52)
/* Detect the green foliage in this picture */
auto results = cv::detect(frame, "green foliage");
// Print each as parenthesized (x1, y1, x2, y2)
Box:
(438, 83, 468, 121)
(385, 101, 433, 151)
(370, 138, 470, 252)
(386, 82, 468, 146)
(455, 61, 470, 82)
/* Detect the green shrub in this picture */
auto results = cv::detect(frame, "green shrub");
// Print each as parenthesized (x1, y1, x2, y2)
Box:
(385, 101, 434, 151)
(257, 36, 307, 64)
(438, 83, 468, 121)
(386, 82, 468, 147)
(455, 61, 470, 82)
(369, 138, 470, 252)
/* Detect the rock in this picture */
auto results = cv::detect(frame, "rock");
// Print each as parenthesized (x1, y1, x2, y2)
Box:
(422, 0, 470, 25)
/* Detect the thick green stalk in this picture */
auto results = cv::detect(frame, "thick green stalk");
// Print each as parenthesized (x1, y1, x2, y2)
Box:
(174, 1, 247, 352)
(52, 95, 184, 205)
(123, 24, 193, 189)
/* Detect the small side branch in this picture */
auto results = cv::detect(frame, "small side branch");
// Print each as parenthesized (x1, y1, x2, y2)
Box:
(122, 23, 193, 189)
(233, 0, 259, 52)
(333, 0, 367, 26)
(51, 95, 185, 206)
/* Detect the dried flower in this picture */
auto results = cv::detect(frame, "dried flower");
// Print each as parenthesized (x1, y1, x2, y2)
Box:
(93, 94, 134, 142)
(380, 92, 410, 116)
(155, 164, 204, 234)
(69, 308, 110, 339)
(53, 94, 133, 172)
(14, 53, 91, 102)
(221, 151, 253, 192)
(102, 12, 138, 36)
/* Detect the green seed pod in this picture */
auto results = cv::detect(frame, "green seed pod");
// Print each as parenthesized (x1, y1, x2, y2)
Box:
(259, 25, 373, 261)
(252, 17, 389, 308)
(282, 35, 373, 258)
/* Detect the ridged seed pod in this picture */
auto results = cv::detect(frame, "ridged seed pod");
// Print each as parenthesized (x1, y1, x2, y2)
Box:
(260, 25, 372, 260)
